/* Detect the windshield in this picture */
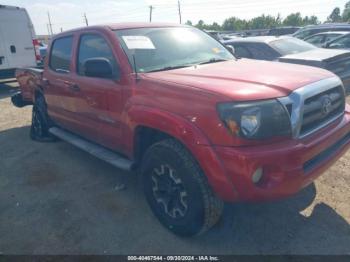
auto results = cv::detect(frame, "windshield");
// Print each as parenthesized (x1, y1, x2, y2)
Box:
(269, 38, 316, 56)
(115, 27, 234, 73)
(293, 29, 314, 39)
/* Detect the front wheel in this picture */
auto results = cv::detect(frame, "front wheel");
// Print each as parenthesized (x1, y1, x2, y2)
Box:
(141, 139, 224, 237)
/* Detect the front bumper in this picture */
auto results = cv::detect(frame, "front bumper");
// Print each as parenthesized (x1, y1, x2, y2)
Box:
(213, 109, 350, 202)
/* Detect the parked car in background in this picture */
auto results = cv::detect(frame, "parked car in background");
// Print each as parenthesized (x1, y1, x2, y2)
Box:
(38, 44, 47, 66)
(267, 26, 301, 36)
(0, 5, 41, 78)
(324, 32, 350, 50)
(293, 23, 350, 40)
(304, 31, 349, 47)
(224, 36, 350, 92)
(12, 23, 350, 236)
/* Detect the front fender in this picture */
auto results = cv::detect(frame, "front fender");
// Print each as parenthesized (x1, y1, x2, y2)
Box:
(124, 105, 238, 201)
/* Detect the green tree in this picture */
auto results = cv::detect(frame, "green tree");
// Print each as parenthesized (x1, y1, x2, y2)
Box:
(208, 22, 221, 31)
(195, 20, 205, 30)
(283, 12, 303, 26)
(185, 20, 193, 26)
(328, 7, 342, 22)
(249, 14, 281, 29)
(222, 17, 247, 31)
(343, 1, 350, 21)
(303, 15, 319, 25)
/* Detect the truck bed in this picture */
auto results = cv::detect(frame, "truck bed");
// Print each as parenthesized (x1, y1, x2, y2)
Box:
(14, 66, 43, 106)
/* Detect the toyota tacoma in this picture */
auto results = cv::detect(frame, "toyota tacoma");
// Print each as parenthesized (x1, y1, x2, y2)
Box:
(13, 23, 350, 236)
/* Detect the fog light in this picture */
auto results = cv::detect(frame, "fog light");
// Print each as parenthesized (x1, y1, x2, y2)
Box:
(252, 168, 263, 184)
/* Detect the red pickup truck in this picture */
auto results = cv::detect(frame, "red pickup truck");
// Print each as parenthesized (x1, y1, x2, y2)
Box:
(13, 23, 350, 236)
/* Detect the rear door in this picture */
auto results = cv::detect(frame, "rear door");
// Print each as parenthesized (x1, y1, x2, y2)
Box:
(0, 8, 36, 69)
(43, 35, 96, 139)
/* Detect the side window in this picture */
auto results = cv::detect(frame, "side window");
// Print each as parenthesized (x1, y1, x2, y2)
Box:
(330, 35, 350, 48)
(307, 35, 324, 45)
(232, 44, 252, 59)
(49, 36, 73, 73)
(77, 34, 118, 77)
(246, 43, 279, 61)
(325, 34, 341, 43)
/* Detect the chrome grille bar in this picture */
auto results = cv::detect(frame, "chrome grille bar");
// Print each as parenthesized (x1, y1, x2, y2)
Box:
(278, 76, 345, 139)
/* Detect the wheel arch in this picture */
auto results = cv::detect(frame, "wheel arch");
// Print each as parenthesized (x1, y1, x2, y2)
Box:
(127, 105, 238, 201)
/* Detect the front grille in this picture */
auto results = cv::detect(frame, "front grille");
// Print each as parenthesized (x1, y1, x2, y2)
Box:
(300, 86, 345, 136)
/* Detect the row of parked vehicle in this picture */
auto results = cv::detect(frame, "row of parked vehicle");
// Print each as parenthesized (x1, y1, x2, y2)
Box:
(220, 24, 350, 93)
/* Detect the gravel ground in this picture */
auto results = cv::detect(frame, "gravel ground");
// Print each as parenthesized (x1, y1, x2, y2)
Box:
(0, 80, 349, 255)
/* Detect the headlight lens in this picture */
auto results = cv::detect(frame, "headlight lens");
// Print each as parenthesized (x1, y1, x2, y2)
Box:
(241, 107, 261, 137)
(217, 99, 291, 139)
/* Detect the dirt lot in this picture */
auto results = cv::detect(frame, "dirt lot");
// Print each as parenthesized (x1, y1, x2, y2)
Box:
(0, 80, 349, 255)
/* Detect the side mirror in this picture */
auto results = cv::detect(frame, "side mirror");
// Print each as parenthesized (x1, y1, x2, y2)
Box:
(226, 45, 235, 55)
(84, 57, 113, 78)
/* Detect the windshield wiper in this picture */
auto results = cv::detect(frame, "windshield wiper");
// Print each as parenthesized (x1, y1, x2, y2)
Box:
(147, 64, 194, 73)
(197, 58, 230, 65)
(147, 59, 229, 73)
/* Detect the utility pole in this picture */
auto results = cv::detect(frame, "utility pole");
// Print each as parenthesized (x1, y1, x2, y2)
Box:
(83, 13, 89, 26)
(149, 5, 153, 22)
(46, 24, 50, 36)
(60, 27, 63, 32)
(47, 11, 53, 35)
(178, 0, 182, 24)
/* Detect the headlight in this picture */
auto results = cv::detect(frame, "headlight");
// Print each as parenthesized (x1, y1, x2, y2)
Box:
(217, 99, 291, 139)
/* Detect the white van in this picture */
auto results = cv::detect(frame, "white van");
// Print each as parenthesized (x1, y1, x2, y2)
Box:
(0, 5, 40, 77)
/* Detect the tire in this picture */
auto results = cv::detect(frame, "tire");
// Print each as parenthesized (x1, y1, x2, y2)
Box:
(141, 139, 224, 237)
(30, 95, 56, 142)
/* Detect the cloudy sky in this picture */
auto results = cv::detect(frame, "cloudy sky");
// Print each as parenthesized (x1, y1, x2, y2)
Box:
(2, 0, 348, 34)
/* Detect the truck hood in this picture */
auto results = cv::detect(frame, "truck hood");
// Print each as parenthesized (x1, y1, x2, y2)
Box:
(143, 59, 334, 101)
(279, 48, 350, 64)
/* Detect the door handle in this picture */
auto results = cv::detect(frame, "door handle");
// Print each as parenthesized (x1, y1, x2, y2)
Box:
(42, 78, 50, 86)
(62, 80, 80, 92)
(70, 84, 80, 92)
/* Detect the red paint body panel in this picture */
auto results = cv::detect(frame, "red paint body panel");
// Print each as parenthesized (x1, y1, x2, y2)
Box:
(15, 68, 43, 102)
(15, 23, 350, 202)
(144, 59, 334, 101)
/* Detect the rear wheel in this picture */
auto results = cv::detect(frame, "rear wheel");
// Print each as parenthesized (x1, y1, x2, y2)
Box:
(141, 139, 223, 237)
(30, 95, 56, 142)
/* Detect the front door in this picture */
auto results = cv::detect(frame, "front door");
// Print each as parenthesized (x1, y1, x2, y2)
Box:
(72, 32, 124, 150)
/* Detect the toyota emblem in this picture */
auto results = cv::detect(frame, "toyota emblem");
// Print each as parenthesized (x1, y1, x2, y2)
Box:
(321, 96, 332, 115)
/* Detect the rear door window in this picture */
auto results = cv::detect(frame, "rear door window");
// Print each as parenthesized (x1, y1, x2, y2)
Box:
(49, 36, 73, 73)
